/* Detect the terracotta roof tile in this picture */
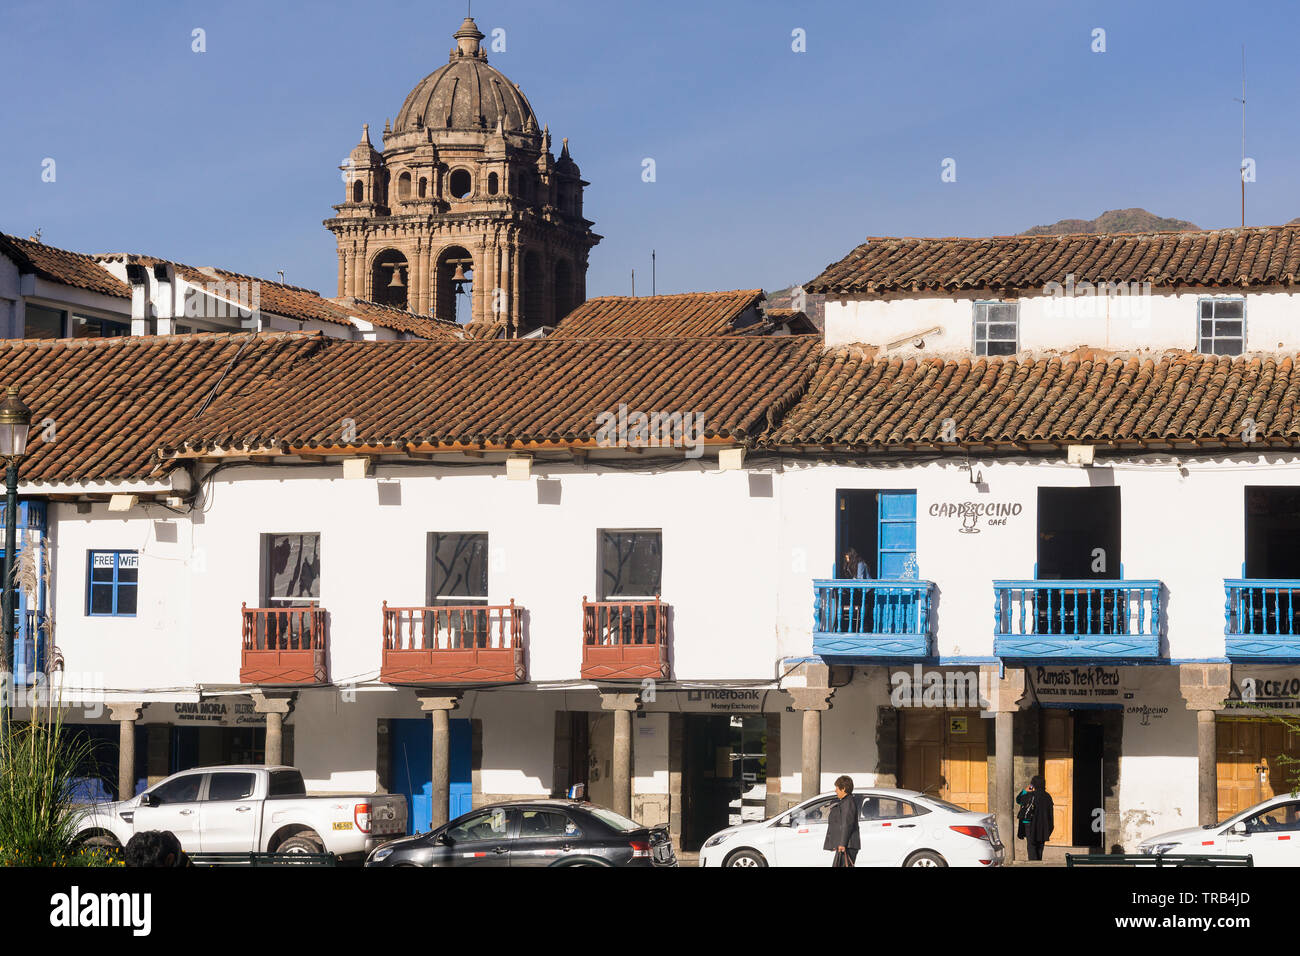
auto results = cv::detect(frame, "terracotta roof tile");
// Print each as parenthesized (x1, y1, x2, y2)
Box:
(807, 226, 1300, 295)
(0, 233, 131, 299)
(0, 332, 326, 484)
(551, 290, 765, 338)
(762, 349, 1300, 449)
(161, 335, 822, 454)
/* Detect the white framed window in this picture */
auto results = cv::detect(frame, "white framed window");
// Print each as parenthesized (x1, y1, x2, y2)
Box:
(1198, 297, 1245, 355)
(973, 301, 1018, 356)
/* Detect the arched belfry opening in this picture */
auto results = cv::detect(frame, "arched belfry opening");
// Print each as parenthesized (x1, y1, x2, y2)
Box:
(325, 15, 600, 335)
(371, 249, 410, 309)
(436, 246, 474, 326)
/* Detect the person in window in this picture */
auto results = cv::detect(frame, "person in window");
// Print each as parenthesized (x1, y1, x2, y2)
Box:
(823, 775, 861, 867)
(842, 548, 868, 580)
(1016, 775, 1055, 861)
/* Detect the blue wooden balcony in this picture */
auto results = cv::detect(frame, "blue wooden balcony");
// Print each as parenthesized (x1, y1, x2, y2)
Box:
(812, 579, 933, 659)
(993, 580, 1163, 660)
(1225, 580, 1300, 658)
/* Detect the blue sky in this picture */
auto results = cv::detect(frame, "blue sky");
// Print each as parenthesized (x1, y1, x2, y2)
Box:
(3, 0, 1299, 300)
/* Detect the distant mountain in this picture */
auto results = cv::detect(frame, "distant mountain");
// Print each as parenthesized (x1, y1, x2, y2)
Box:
(1019, 208, 1199, 236)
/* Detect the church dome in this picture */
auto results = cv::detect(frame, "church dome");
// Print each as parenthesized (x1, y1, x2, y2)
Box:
(393, 17, 538, 134)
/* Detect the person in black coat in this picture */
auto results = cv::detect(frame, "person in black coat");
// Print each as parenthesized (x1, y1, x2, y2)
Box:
(1016, 775, 1055, 861)
(823, 775, 862, 867)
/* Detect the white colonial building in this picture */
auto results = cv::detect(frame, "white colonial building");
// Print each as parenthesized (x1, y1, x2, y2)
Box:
(4, 224, 1300, 860)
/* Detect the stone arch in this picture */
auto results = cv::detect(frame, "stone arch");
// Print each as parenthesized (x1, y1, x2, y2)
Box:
(436, 245, 475, 325)
(488, 172, 499, 195)
(397, 171, 412, 201)
(371, 249, 410, 309)
(522, 249, 543, 331)
(449, 168, 472, 199)
(554, 257, 575, 323)
(352, 179, 364, 203)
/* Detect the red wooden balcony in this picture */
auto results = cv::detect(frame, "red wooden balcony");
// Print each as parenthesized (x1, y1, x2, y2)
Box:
(380, 601, 525, 685)
(581, 597, 669, 680)
(240, 604, 327, 685)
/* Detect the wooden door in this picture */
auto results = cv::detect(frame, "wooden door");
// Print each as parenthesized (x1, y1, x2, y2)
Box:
(1041, 710, 1072, 846)
(1217, 718, 1300, 819)
(900, 710, 987, 811)
(900, 711, 944, 798)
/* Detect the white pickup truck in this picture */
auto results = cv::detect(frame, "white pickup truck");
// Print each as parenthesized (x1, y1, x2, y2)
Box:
(75, 765, 407, 862)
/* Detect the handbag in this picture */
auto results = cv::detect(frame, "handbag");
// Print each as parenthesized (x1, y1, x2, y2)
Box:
(836, 847, 855, 868)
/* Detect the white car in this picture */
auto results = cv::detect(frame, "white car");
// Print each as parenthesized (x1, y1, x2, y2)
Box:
(75, 765, 407, 862)
(698, 788, 1003, 867)
(1138, 793, 1300, 865)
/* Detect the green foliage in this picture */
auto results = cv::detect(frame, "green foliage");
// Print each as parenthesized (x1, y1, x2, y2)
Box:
(0, 698, 104, 867)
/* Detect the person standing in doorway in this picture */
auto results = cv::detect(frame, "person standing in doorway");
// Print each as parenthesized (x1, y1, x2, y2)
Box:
(1016, 775, 1055, 861)
(824, 775, 861, 867)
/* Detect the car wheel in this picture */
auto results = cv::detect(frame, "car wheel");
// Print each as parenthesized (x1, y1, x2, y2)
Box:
(725, 849, 767, 868)
(905, 850, 948, 868)
(79, 833, 120, 852)
(277, 834, 325, 855)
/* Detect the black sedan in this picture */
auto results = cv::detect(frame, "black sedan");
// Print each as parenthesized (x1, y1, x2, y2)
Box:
(365, 799, 676, 867)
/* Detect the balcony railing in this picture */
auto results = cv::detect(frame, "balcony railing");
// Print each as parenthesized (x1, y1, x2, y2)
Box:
(812, 579, 934, 658)
(380, 600, 525, 684)
(240, 604, 327, 685)
(1225, 579, 1300, 657)
(993, 580, 1163, 659)
(581, 597, 668, 680)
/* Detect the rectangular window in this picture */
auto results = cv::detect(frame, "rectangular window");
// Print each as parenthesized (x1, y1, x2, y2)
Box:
(429, 533, 489, 605)
(260, 533, 320, 605)
(87, 550, 138, 616)
(600, 530, 662, 599)
(69, 313, 130, 338)
(1199, 297, 1245, 355)
(23, 304, 65, 338)
(973, 301, 1018, 356)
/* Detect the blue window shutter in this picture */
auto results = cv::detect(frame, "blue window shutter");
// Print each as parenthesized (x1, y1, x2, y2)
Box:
(877, 491, 917, 579)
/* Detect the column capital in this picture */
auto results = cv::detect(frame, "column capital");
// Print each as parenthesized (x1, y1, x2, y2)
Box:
(107, 702, 146, 722)
(786, 687, 834, 712)
(418, 694, 463, 713)
(981, 664, 1027, 713)
(598, 691, 642, 712)
(1179, 663, 1232, 712)
(249, 691, 296, 716)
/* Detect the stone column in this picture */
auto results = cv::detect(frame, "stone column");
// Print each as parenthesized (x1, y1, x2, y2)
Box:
(108, 703, 145, 800)
(418, 695, 463, 829)
(599, 691, 641, 817)
(250, 692, 296, 766)
(982, 665, 1025, 862)
(509, 239, 522, 335)
(1180, 663, 1232, 826)
(787, 687, 835, 799)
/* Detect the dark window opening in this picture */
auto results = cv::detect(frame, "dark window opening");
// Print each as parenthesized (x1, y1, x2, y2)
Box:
(24, 304, 64, 338)
(352, 179, 364, 203)
(449, 169, 472, 199)
(600, 530, 661, 599)
(488, 172, 499, 195)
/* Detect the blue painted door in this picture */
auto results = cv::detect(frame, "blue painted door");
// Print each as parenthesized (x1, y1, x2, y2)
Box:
(876, 491, 917, 579)
(391, 717, 472, 834)
(876, 491, 918, 632)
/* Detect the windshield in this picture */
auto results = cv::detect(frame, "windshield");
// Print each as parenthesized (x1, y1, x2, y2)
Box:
(586, 807, 641, 832)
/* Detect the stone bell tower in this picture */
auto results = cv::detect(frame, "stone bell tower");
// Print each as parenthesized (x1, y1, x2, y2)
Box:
(325, 16, 600, 336)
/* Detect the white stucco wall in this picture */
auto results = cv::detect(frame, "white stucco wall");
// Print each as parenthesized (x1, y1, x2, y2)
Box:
(824, 287, 1296, 356)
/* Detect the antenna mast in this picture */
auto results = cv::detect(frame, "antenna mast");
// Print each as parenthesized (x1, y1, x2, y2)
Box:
(1238, 45, 1247, 228)
(652, 250, 656, 296)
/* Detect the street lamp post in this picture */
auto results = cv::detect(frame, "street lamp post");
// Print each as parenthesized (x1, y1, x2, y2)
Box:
(0, 386, 32, 748)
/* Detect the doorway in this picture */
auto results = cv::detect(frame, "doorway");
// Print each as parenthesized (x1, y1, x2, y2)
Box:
(1041, 709, 1105, 848)
(836, 489, 917, 579)
(899, 710, 988, 811)
(390, 717, 472, 834)
(1037, 487, 1120, 579)
(1217, 716, 1300, 819)
(681, 715, 738, 851)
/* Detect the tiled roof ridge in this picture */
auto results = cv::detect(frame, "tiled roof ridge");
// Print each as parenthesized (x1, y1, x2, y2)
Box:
(0, 329, 324, 353)
(849, 224, 1300, 244)
(0, 232, 132, 299)
(581, 288, 764, 303)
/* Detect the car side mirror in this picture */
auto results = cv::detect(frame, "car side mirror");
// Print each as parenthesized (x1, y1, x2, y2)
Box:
(434, 832, 450, 846)
(140, 793, 157, 808)
(1229, 823, 1246, 836)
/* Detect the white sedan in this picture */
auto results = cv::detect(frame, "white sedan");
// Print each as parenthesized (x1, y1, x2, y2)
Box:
(698, 788, 1003, 868)
(1138, 793, 1300, 865)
